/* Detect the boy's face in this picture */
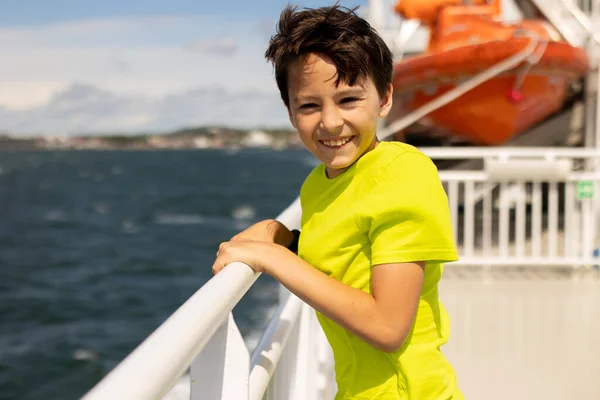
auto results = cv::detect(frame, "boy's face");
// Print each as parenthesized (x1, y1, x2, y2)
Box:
(287, 53, 392, 178)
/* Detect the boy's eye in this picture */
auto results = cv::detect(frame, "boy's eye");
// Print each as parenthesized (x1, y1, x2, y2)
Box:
(341, 97, 360, 104)
(299, 103, 318, 109)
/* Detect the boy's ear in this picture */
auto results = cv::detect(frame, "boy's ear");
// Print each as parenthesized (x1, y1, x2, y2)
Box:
(378, 84, 394, 118)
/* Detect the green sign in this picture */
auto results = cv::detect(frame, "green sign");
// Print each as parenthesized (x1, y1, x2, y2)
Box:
(576, 180, 595, 199)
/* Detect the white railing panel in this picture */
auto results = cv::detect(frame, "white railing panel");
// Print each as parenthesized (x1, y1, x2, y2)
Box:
(191, 313, 249, 400)
(432, 148, 600, 267)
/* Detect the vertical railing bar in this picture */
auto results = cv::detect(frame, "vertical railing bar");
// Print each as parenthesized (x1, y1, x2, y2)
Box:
(499, 182, 510, 258)
(464, 181, 475, 257)
(565, 181, 575, 257)
(574, 195, 582, 261)
(582, 198, 595, 263)
(532, 182, 542, 256)
(448, 181, 459, 246)
(548, 182, 559, 257)
(515, 182, 526, 257)
(483, 181, 493, 255)
(596, 179, 600, 260)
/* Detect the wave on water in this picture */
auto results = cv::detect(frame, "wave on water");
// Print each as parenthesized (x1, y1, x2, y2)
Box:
(92, 202, 110, 214)
(153, 213, 206, 225)
(121, 219, 139, 233)
(231, 205, 256, 220)
(153, 205, 257, 227)
(72, 348, 98, 362)
(43, 210, 68, 222)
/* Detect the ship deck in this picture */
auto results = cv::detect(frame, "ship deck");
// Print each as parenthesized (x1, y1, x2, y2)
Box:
(440, 266, 600, 400)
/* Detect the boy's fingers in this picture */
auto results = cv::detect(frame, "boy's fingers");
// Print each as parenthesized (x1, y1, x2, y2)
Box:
(212, 260, 223, 275)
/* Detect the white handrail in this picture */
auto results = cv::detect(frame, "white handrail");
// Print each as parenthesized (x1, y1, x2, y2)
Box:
(420, 146, 600, 159)
(82, 262, 259, 400)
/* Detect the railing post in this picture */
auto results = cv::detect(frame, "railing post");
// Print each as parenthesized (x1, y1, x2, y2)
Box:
(190, 313, 249, 400)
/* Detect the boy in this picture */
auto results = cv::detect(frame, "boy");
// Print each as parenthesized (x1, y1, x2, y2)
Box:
(212, 4, 462, 399)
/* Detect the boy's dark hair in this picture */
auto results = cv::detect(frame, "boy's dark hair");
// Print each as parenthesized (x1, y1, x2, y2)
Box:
(265, 4, 393, 108)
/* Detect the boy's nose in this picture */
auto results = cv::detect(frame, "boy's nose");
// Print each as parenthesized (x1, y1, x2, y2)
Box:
(320, 106, 344, 134)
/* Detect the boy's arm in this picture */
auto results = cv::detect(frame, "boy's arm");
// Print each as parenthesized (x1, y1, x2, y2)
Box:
(212, 241, 422, 353)
(267, 251, 423, 353)
(231, 219, 296, 248)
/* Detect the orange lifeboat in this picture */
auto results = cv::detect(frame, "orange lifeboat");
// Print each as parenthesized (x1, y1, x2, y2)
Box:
(390, 0, 590, 145)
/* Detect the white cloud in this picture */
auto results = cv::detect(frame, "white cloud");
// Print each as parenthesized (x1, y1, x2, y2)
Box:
(1, 83, 290, 136)
(185, 37, 238, 55)
(0, 14, 281, 133)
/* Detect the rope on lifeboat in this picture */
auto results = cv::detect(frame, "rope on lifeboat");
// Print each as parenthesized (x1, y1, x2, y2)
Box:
(510, 39, 548, 102)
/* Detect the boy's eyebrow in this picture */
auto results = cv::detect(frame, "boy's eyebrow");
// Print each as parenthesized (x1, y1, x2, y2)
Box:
(294, 88, 365, 103)
(336, 88, 365, 97)
(293, 94, 318, 103)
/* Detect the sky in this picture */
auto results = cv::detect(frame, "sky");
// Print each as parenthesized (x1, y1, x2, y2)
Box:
(0, 0, 370, 136)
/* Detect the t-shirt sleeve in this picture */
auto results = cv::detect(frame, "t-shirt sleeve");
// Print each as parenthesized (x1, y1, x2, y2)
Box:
(366, 152, 458, 266)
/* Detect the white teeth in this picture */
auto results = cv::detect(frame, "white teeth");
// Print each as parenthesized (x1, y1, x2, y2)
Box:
(321, 137, 352, 147)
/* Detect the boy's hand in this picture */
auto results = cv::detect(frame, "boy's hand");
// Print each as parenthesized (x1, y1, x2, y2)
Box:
(230, 219, 294, 247)
(212, 239, 292, 275)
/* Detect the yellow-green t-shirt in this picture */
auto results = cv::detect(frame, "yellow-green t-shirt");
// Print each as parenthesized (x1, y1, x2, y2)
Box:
(298, 142, 462, 400)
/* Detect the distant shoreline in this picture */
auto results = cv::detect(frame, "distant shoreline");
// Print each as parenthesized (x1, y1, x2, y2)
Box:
(0, 126, 303, 151)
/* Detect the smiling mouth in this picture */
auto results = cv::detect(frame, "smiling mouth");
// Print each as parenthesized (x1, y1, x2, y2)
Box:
(319, 136, 354, 148)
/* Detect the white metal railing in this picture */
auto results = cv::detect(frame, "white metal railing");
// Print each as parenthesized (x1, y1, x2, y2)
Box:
(421, 147, 600, 267)
(82, 198, 334, 400)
